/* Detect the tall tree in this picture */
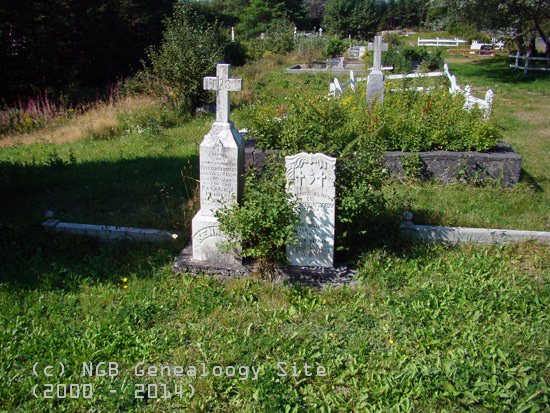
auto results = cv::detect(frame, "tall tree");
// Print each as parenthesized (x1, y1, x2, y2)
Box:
(303, 0, 327, 28)
(145, 1, 225, 113)
(238, 0, 307, 37)
(323, 0, 383, 39)
(429, 0, 550, 55)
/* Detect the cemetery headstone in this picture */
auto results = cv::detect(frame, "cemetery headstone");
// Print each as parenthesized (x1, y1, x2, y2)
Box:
(192, 64, 244, 265)
(366, 35, 388, 105)
(285, 153, 336, 267)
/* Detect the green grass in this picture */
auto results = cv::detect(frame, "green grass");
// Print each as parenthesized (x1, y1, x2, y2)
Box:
(1, 243, 548, 411)
(1, 52, 549, 411)
(388, 55, 550, 231)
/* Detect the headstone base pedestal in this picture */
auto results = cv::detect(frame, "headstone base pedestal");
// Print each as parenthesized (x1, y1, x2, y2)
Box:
(366, 72, 385, 104)
(173, 243, 357, 289)
(191, 212, 241, 266)
(174, 240, 251, 278)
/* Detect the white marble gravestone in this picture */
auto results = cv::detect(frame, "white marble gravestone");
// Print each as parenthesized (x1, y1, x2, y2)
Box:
(285, 153, 336, 267)
(192, 64, 244, 264)
(366, 36, 388, 105)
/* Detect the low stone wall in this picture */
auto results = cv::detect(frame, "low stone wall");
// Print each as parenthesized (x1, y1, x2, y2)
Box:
(244, 140, 522, 186)
(383, 142, 522, 186)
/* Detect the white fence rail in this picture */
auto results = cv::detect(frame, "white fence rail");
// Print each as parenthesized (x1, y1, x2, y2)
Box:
(330, 71, 356, 96)
(401, 212, 550, 245)
(418, 37, 467, 47)
(329, 64, 494, 119)
(443, 64, 493, 118)
(509, 52, 550, 74)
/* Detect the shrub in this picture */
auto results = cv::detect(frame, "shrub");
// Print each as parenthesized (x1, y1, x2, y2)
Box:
(247, 83, 500, 154)
(371, 86, 500, 152)
(295, 36, 326, 64)
(324, 37, 347, 58)
(245, 92, 354, 154)
(245, 90, 391, 258)
(245, 18, 296, 60)
(133, 1, 225, 115)
(215, 160, 301, 277)
(244, 83, 501, 257)
(336, 139, 391, 255)
(382, 45, 443, 73)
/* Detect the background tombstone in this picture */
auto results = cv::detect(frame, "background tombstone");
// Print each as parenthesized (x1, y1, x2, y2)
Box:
(366, 35, 388, 105)
(192, 63, 244, 265)
(285, 153, 336, 267)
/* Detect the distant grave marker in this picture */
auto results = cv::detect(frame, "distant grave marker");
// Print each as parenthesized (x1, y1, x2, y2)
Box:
(366, 36, 388, 105)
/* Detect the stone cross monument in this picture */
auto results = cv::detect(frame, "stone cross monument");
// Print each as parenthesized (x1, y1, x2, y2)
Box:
(192, 63, 244, 265)
(366, 35, 388, 105)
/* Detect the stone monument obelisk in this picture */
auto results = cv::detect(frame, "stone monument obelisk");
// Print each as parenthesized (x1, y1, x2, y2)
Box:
(366, 36, 388, 106)
(191, 64, 244, 265)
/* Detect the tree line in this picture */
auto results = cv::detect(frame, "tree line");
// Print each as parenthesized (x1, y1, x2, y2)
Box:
(1, 0, 548, 104)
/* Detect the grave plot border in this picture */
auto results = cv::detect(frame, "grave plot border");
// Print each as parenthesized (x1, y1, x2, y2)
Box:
(244, 140, 522, 187)
(383, 141, 522, 186)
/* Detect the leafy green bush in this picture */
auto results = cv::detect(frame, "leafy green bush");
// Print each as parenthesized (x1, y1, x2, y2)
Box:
(336, 139, 393, 255)
(382, 45, 443, 73)
(248, 83, 500, 154)
(245, 90, 393, 257)
(245, 93, 352, 154)
(245, 18, 296, 60)
(128, 1, 225, 115)
(215, 160, 301, 277)
(324, 37, 347, 58)
(244, 83, 501, 257)
(295, 36, 326, 65)
(371, 86, 500, 152)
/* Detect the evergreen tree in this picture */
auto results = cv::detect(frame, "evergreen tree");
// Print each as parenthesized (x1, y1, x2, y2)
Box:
(238, 0, 307, 37)
(323, 0, 382, 39)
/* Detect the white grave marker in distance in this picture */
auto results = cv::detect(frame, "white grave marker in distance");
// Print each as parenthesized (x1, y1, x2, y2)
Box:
(366, 35, 388, 105)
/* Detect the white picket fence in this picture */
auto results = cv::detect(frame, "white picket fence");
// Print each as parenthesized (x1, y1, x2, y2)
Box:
(443, 63, 494, 118)
(418, 37, 467, 47)
(329, 64, 494, 119)
(330, 70, 444, 95)
(330, 71, 356, 95)
(509, 52, 550, 74)
(471, 39, 505, 51)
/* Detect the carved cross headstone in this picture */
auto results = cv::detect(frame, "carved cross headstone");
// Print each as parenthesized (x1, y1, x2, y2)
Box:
(192, 63, 244, 265)
(204, 64, 243, 124)
(366, 35, 388, 105)
(285, 153, 336, 267)
(368, 35, 388, 73)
